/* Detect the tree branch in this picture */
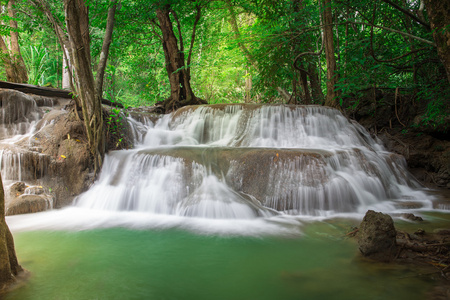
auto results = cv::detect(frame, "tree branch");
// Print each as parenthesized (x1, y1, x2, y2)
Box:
(149, 19, 163, 41)
(380, 0, 430, 30)
(169, 8, 184, 53)
(349, 21, 435, 46)
(370, 4, 427, 63)
(187, 4, 201, 72)
(95, 0, 117, 99)
(293, 33, 324, 72)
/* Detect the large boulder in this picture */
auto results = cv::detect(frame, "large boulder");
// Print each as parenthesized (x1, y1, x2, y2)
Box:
(6, 194, 54, 216)
(358, 210, 397, 261)
(4, 183, 54, 215)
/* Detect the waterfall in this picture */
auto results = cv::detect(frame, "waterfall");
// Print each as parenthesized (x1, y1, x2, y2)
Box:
(74, 104, 431, 220)
(0, 90, 41, 141)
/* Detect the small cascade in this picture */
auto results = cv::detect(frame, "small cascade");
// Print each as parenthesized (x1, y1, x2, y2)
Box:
(0, 90, 63, 215)
(75, 104, 433, 220)
(0, 90, 50, 183)
(0, 90, 42, 141)
(0, 148, 49, 182)
(125, 114, 152, 145)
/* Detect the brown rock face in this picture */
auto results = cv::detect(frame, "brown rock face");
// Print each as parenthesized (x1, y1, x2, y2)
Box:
(358, 210, 397, 262)
(0, 174, 22, 292)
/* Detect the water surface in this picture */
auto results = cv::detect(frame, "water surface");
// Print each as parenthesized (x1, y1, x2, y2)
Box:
(6, 220, 436, 300)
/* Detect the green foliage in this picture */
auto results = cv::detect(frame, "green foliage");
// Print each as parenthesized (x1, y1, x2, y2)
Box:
(416, 79, 450, 132)
(106, 106, 127, 149)
(22, 44, 50, 86)
(1, 0, 447, 125)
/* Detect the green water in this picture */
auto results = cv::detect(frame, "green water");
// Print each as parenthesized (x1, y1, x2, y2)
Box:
(6, 222, 435, 300)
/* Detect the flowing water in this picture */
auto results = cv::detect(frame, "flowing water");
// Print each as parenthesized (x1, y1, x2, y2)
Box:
(2, 101, 448, 299)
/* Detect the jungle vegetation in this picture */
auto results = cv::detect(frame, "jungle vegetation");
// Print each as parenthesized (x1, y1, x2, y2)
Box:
(0, 0, 448, 130)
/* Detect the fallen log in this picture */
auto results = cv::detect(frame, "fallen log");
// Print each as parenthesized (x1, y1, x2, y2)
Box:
(0, 80, 123, 108)
(397, 239, 450, 252)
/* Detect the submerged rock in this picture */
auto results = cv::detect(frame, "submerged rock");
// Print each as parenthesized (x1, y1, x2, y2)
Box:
(401, 213, 423, 222)
(358, 210, 397, 261)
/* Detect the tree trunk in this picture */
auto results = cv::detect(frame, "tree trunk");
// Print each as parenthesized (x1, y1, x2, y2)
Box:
(308, 63, 324, 104)
(155, 6, 205, 113)
(64, 0, 104, 174)
(95, 1, 117, 100)
(62, 45, 71, 89)
(423, 0, 450, 84)
(7, 0, 28, 83)
(0, 173, 22, 289)
(244, 70, 252, 103)
(0, 36, 16, 82)
(298, 67, 312, 104)
(0, 0, 28, 83)
(322, 0, 339, 108)
(290, 76, 298, 104)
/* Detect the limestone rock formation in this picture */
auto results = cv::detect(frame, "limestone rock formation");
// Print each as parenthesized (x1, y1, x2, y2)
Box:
(358, 210, 397, 261)
(0, 89, 92, 209)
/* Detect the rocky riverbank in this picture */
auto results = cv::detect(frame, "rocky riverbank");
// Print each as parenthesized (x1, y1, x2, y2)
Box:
(355, 210, 450, 300)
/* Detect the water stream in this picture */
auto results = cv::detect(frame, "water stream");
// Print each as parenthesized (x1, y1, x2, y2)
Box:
(74, 104, 432, 222)
(2, 100, 448, 299)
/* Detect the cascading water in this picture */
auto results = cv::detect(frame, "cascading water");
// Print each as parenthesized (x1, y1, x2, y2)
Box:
(0, 90, 41, 141)
(0, 91, 42, 184)
(2, 97, 446, 300)
(73, 104, 431, 224)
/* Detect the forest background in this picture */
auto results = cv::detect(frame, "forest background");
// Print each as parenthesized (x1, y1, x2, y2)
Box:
(0, 0, 448, 131)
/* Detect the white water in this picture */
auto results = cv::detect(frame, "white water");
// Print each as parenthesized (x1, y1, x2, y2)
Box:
(5, 103, 437, 235)
(75, 105, 431, 218)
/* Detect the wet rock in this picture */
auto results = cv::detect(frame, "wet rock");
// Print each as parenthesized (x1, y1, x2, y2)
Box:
(358, 210, 397, 261)
(24, 185, 45, 195)
(0, 90, 41, 125)
(414, 228, 425, 235)
(6, 194, 53, 216)
(5, 183, 55, 215)
(32, 95, 60, 107)
(401, 213, 423, 222)
(7, 182, 25, 201)
(0, 89, 92, 210)
(378, 130, 450, 189)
